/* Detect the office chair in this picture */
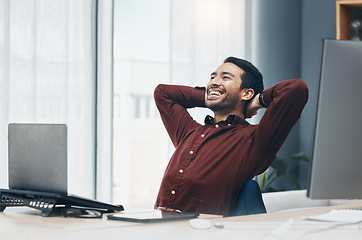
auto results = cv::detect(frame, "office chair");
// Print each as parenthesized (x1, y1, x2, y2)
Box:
(228, 179, 267, 216)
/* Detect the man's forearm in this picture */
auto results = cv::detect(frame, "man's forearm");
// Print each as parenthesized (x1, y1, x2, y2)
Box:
(262, 78, 308, 109)
(154, 84, 206, 109)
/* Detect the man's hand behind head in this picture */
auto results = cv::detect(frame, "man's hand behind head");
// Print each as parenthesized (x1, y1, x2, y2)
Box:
(244, 93, 262, 118)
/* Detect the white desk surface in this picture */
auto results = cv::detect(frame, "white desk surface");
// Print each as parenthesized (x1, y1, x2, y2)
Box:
(1, 202, 362, 240)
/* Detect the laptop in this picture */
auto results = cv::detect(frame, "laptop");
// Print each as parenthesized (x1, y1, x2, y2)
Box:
(8, 123, 68, 193)
(0, 123, 123, 216)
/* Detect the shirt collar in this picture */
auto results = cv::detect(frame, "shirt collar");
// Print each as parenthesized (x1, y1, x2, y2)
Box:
(204, 114, 249, 126)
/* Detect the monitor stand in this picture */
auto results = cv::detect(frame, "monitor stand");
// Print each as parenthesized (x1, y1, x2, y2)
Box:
(0, 189, 124, 217)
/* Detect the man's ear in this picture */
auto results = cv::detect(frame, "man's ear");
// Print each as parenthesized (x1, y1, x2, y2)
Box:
(241, 88, 254, 101)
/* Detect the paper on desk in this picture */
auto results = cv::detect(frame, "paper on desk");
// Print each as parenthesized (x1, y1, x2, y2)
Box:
(262, 218, 293, 240)
(304, 209, 362, 224)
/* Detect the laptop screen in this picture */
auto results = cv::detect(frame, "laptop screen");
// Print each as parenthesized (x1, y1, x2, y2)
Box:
(8, 123, 67, 194)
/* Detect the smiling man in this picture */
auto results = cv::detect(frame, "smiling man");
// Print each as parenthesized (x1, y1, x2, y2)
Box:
(153, 57, 308, 216)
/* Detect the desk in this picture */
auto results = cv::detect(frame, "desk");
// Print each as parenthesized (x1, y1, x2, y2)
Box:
(1, 203, 362, 240)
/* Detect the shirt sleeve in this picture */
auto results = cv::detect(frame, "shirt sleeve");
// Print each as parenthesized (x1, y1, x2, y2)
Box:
(154, 84, 206, 147)
(252, 78, 309, 172)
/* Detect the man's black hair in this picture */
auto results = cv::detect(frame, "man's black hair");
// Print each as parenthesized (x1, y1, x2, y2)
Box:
(223, 57, 264, 95)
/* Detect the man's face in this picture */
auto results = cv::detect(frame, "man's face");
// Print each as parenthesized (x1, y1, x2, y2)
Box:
(205, 62, 244, 113)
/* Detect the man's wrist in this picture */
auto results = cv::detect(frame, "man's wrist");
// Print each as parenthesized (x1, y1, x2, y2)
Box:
(258, 91, 269, 108)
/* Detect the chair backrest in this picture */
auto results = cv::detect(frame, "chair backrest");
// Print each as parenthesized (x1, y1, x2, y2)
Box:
(228, 180, 267, 216)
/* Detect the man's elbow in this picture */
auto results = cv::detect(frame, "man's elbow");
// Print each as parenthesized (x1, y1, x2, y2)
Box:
(154, 84, 167, 101)
(292, 78, 309, 103)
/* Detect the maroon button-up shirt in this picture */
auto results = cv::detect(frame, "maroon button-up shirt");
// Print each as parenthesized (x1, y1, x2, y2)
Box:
(154, 78, 308, 216)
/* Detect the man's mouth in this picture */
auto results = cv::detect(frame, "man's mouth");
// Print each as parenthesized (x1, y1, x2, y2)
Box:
(207, 88, 225, 99)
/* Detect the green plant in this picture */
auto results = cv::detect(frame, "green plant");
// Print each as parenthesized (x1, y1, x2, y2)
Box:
(255, 152, 310, 193)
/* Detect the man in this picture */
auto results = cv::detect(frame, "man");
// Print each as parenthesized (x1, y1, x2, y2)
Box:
(153, 57, 308, 216)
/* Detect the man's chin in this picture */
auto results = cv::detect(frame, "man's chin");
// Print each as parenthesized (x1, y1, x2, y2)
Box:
(206, 100, 223, 111)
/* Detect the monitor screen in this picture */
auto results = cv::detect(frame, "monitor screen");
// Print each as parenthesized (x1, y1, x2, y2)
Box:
(308, 39, 362, 199)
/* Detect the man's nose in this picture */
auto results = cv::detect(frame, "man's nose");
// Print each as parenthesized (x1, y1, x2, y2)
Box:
(210, 76, 221, 86)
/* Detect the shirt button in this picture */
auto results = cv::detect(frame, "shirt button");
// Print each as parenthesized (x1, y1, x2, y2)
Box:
(189, 150, 194, 154)
(215, 124, 219, 128)
(171, 190, 176, 195)
(179, 169, 183, 173)
(201, 134, 205, 138)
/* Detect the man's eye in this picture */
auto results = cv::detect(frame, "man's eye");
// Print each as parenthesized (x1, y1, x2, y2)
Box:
(223, 76, 231, 80)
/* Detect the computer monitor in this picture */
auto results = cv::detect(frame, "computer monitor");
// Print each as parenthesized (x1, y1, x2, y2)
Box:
(308, 39, 362, 199)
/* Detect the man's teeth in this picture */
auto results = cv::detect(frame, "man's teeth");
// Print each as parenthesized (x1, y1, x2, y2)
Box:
(210, 91, 220, 96)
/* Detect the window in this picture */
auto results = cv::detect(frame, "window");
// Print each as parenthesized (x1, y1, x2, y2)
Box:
(0, 0, 97, 198)
(112, 0, 247, 208)
(112, 0, 170, 208)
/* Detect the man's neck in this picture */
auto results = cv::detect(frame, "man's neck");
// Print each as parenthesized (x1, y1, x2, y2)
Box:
(213, 111, 245, 123)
